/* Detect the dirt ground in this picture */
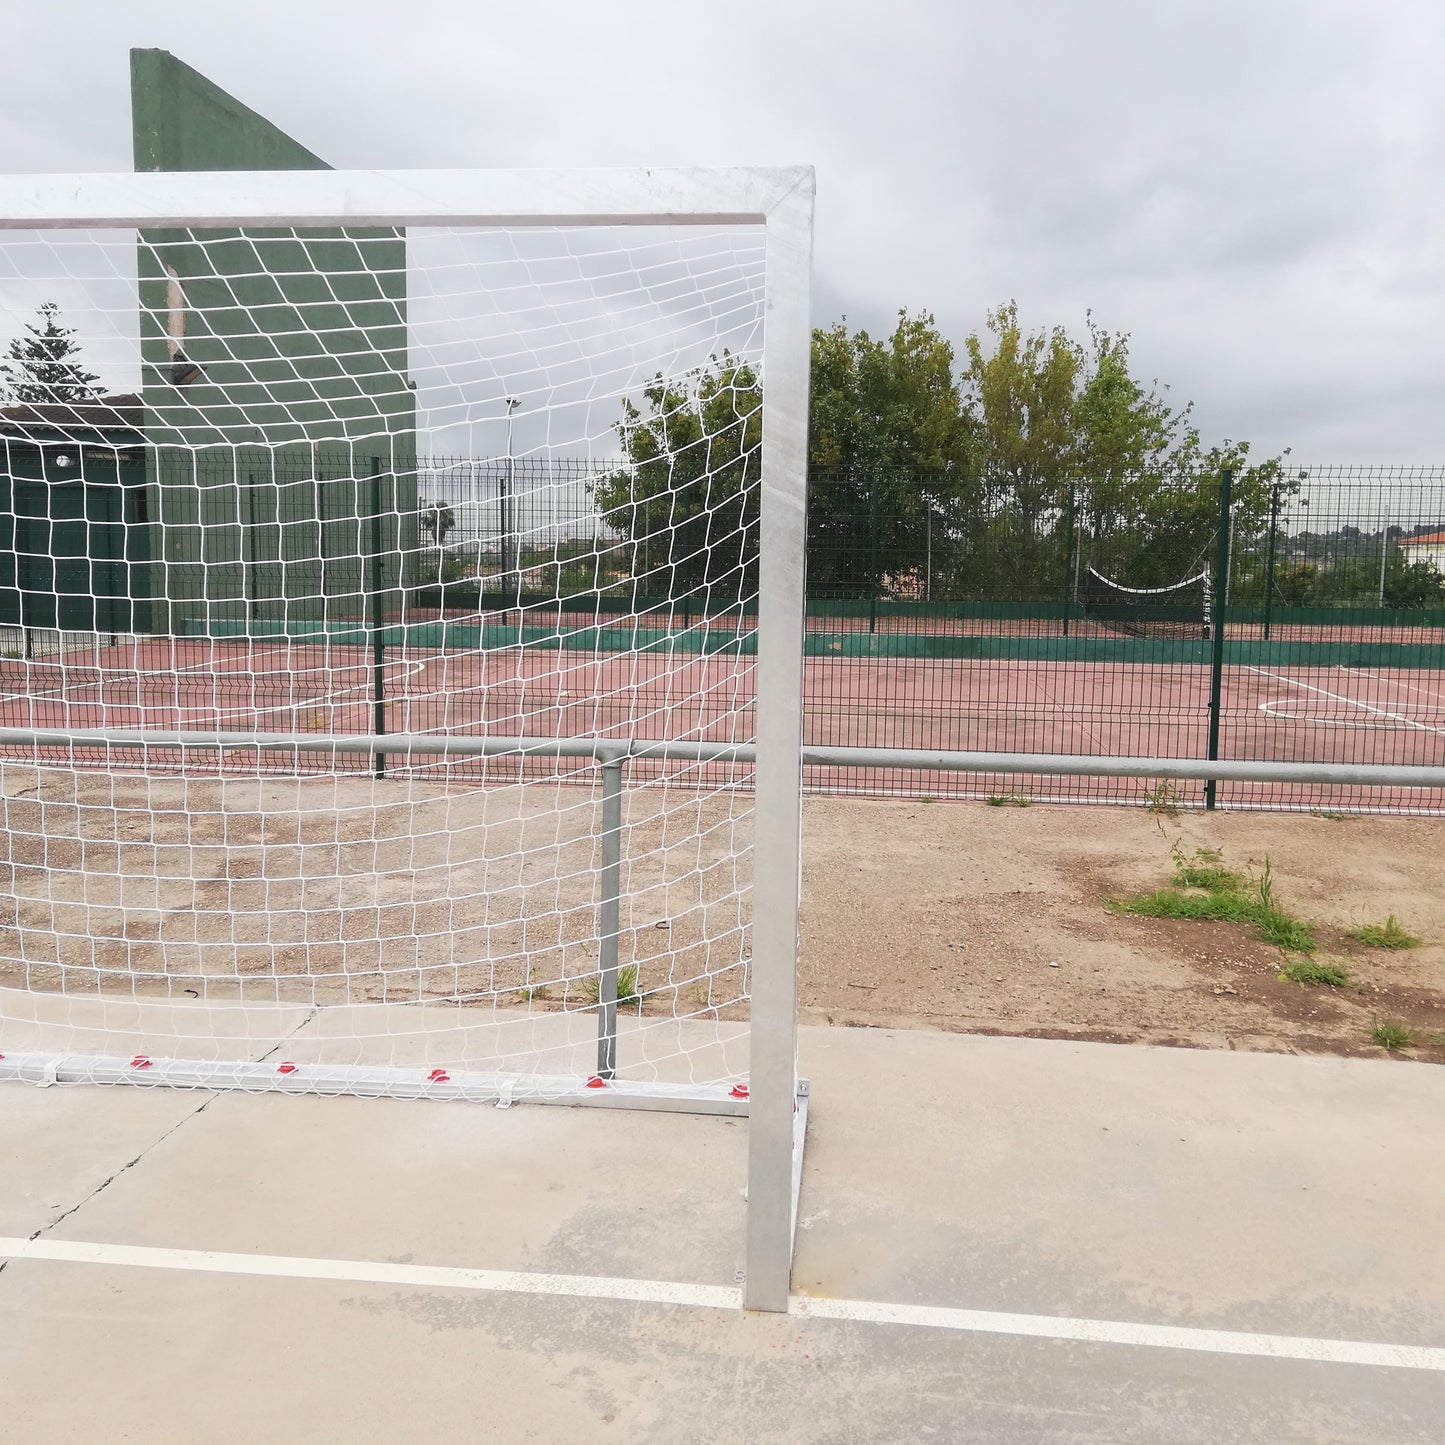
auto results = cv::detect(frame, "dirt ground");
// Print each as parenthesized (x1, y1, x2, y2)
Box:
(2, 761, 1441, 1065)
(800, 797, 1445, 1063)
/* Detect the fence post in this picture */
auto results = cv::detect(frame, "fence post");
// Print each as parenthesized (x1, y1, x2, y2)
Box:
(595, 754, 623, 1080)
(1061, 483, 1077, 638)
(867, 472, 880, 635)
(1205, 468, 1233, 810)
(1378, 508, 1390, 606)
(1262, 484, 1280, 641)
(370, 458, 387, 779)
(925, 506, 932, 603)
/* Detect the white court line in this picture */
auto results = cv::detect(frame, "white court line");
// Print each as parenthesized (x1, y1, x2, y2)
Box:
(2, 1235, 1443, 1372)
(1338, 666, 1445, 706)
(1246, 666, 1445, 737)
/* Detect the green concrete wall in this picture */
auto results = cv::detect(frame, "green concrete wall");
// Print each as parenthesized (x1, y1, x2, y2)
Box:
(131, 50, 417, 632)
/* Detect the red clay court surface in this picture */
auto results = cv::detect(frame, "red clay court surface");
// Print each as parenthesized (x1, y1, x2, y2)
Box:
(0, 636, 1441, 813)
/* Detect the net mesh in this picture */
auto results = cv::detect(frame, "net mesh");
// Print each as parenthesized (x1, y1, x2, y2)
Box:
(1079, 564, 1211, 641)
(0, 218, 768, 1100)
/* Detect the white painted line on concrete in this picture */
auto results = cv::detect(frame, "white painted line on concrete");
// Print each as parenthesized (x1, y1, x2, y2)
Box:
(4, 1235, 1444, 1372)
(0, 1236, 741, 1312)
(793, 1295, 1445, 1372)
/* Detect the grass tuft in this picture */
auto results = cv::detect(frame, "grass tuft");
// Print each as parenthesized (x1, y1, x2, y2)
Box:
(1115, 847, 1317, 953)
(1349, 914, 1421, 950)
(1170, 844, 1243, 894)
(1370, 1021, 1418, 1052)
(578, 964, 644, 1008)
(1279, 958, 1350, 988)
(985, 794, 1032, 808)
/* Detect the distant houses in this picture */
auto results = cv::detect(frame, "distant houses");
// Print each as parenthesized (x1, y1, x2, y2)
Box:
(1399, 530, 1445, 575)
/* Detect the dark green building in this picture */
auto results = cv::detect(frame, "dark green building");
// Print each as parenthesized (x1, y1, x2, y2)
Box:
(0, 395, 152, 637)
(132, 49, 418, 636)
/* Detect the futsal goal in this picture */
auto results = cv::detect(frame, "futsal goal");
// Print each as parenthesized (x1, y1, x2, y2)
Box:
(0, 166, 813, 1311)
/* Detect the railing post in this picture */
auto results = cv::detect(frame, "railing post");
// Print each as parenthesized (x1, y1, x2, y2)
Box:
(1205, 467, 1233, 810)
(370, 457, 387, 778)
(595, 754, 623, 1080)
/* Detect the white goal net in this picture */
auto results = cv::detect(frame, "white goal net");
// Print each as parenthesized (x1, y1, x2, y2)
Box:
(0, 172, 810, 1134)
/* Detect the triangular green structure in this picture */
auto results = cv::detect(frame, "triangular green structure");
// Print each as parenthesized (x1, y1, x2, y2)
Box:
(130, 50, 417, 635)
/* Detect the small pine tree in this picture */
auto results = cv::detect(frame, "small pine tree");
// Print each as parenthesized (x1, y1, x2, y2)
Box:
(1, 302, 102, 405)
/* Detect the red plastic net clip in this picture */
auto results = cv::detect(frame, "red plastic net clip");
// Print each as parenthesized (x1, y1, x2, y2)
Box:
(129, 1055, 152, 1069)
(427, 1068, 451, 1083)
(585, 1075, 608, 1089)
(276, 1061, 298, 1075)
(729, 1083, 750, 1100)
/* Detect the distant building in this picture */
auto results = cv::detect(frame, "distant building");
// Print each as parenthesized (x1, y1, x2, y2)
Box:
(0, 394, 152, 635)
(1399, 531, 1445, 574)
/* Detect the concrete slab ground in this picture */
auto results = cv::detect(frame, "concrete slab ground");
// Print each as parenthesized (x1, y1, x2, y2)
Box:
(2, 1027, 1443, 1443)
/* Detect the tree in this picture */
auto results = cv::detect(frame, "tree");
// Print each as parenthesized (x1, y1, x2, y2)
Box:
(419, 499, 456, 550)
(0, 302, 102, 405)
(808, 311, 974, 595)
(959, 303, 1300, 592)
(594, 352, 761, 596)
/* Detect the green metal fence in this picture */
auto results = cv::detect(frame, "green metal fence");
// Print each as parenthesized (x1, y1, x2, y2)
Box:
(2, 454, 1442, 812)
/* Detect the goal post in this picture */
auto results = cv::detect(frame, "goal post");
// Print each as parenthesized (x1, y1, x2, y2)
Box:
(0, 166, 814, 1310)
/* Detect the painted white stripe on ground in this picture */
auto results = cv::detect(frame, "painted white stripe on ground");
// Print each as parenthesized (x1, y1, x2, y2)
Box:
(1246, 666, 1445, 736)
(3, 1235, 1443, 1371)
(1339, 666, 1445, 706)
(792, 1295, 1445, 1372)
(0, 1236, 741, 1312)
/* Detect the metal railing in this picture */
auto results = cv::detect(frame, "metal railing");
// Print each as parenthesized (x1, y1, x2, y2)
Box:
(4, 724, 1444, 1083)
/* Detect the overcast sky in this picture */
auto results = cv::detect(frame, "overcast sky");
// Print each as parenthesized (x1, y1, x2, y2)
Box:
(2, 0, 1444, 463)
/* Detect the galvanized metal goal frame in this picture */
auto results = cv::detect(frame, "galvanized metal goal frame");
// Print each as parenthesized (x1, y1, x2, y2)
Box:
(0, 166, 815, 1312)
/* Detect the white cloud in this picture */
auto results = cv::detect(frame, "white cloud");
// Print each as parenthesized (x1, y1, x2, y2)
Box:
(2, 0, 1444, 459)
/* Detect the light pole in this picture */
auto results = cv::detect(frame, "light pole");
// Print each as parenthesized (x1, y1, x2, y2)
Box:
(502, 397, 519, 614)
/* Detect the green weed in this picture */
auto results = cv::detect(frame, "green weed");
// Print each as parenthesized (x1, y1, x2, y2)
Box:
(985, 794, 1032, 808)
(1310, 810, 1349, 822)
(1370, 1021, 1418, 1052)
(1349, 915, 1421, 950)
(1116, 848, 1316, 953)
(1278, 958, 1350, 988)
(513, 983, 552, 1003)
(578, 964, 644, 1008)
(1142, 780, 1184, 817)
(1169, 843, 1243, 894)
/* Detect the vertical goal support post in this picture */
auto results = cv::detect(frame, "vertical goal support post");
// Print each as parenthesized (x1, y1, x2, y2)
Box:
(0, 166, 815, 1312)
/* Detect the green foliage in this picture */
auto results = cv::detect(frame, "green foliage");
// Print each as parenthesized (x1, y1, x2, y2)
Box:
(1142, 779, 1184, 816)
(1115, 847, 1317, 953)
(984, 794, 1032, 807)
(808, 312, 973, 597)
(1279, 958, 1350, 987)
(1349, 915, 1421, 949)
(1169, 844, 1242, 893)
(1384, 554, 1445, 608)
(418, 499, 456, 550)
(594, 352, 761, 593)
(1, 301, 102, 405)
(578, 964, 643, 1008)
(1370, 1021, 1418, 1052)
(599, 302, 1299, 607)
